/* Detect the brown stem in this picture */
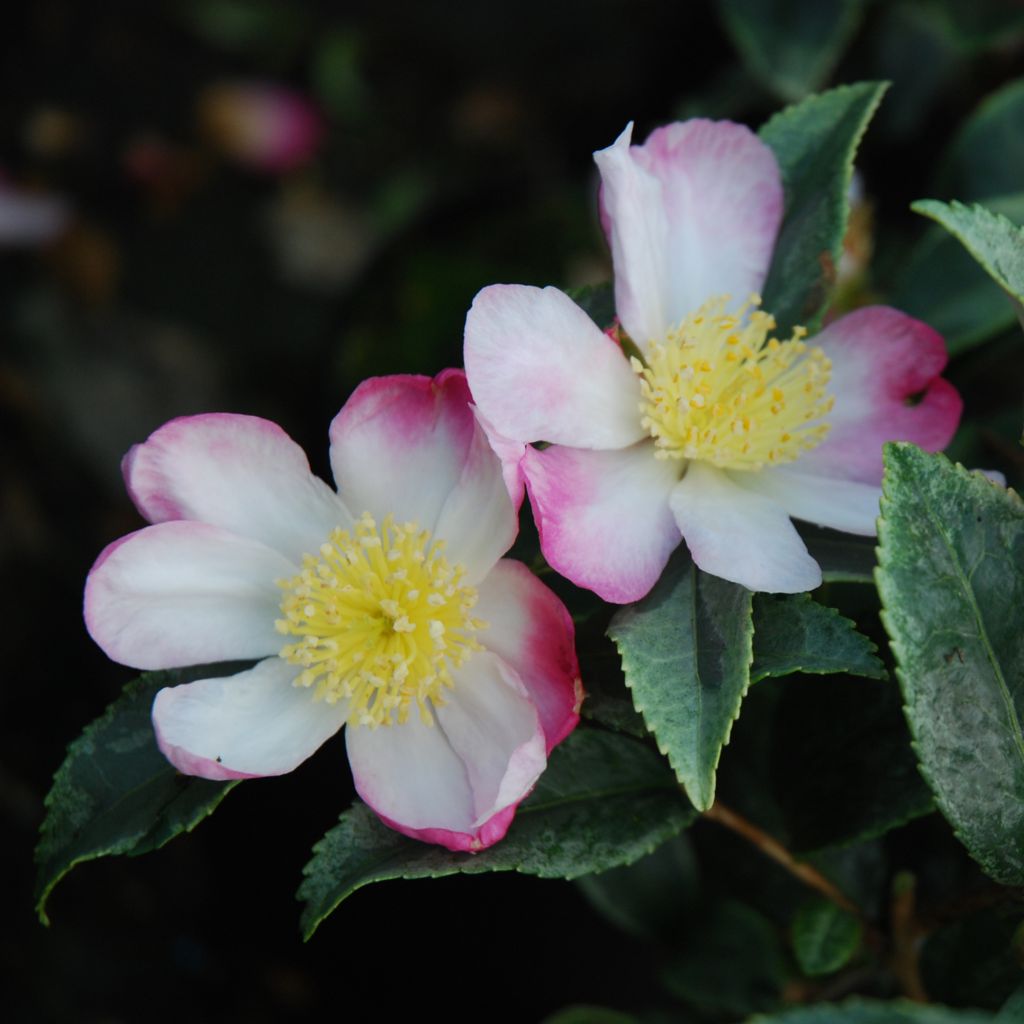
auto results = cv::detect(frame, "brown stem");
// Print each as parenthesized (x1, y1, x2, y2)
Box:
(890, 872, 929, 1003)
(702, 801, 862, 918)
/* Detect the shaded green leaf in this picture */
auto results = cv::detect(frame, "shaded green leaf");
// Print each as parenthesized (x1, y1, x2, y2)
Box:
(997, 980, 1024, 1022)
(608, 551, 753, 811)
(798, 523, 877, 583)
(35, 666, 243, 924)
(772, 675, 934, 852)
(566, 281, 615, 330)
(298, 729, 695, 939)
(938, 78, 1024, 200)
(792, 897, 862, 976)
(748, 998, 995, 1022)
(877, 443, 1024, 885)
(542, 1009, 638, 1024)
(752, 593, 886, 683)
(759, 81, 888, 334)
(717, 0, 865, 102)
(913, 199, 1024, 327)
(892, 193, 1024, 356)
(662, 900, 786, 1016)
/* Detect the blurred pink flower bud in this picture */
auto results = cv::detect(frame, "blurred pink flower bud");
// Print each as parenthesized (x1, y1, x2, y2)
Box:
(198, 82, 323, 174)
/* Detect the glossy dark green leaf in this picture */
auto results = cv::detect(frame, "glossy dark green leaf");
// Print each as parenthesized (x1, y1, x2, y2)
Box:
(938, 78, 1024, 200)
(913, 199, 1024, 324)
(298, 729, 696, 939)
(792, 897, 863, 977)
(877, 443, 1024, 885)
(759, 81, 888, 334)
(608, 551, 753, 811)
(892, 193, 1024, 355)
(752, 593, 886, 683)
(717, 0, 865, 101)
(35, 666, 244, 923)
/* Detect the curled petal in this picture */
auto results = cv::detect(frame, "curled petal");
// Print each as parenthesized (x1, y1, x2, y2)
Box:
(346, 652, 546, 851)
(153, 657, 347, 780)
(124, 413, 351, 562)
(464, 284, 645, 449)
(670, 461, 821, 593)
(799, 306, 963, 485)
(85, 521, 294, 670)
(523, 441, 682, 603)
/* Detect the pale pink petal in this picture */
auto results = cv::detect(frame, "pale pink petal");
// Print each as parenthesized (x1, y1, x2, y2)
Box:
(797, 307, 963, 485)
(474, 559, 582, 751)
(124, 413, 351, 562)
(464, 284, 645, 449)
(623, 119, 783, 327)
(593, 122, 672, 345)
(152, 657, 347, 780)
(523, 441, 682, 603)
(731, 466, 881, 537)
(670, 462, 821, 593)
(472, 404, 527, 512)
(330, 370, 516, 582)
(346, 652, 545, 852)
(84, 521, 294, 670)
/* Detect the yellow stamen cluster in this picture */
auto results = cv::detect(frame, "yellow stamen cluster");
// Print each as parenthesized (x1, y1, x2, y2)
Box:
(276, 512, 485, 729)
(632, 294, 834, 470)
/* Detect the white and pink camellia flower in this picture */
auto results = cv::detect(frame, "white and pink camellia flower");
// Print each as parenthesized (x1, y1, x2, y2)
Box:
(84, 370, 582, 852)
(464, 120, 962, 601)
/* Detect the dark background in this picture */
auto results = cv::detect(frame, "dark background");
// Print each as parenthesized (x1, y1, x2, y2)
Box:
(5, 2, 1024, 1021)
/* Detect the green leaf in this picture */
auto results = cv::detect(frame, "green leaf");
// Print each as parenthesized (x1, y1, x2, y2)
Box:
(798, 523, 877, 583)
(772, 675, 935, 852)
(746, 998, 996, 1022)
(877, 443, 1024, 885)
(997, 981, 1024, 1022)
(759, 81, 888, 335)
(608, 551, 754, 811)
(912, 199, 1024, 328)
(938, 78, 1024, 200)
(792, 897, 863, 977)
(752, 593, 887, 683)
(892, 192, 1024, 356)
(662, 900, 786, 1016)
(717, 0, 866, 102)
(35, 666, 243, 924)
(298, 729, 695, 939)
(542, 1009, 638, 1024)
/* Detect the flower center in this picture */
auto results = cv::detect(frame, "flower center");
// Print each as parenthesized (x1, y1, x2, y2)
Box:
(275, 512, 485, 729)
(631, 294, 834, 471)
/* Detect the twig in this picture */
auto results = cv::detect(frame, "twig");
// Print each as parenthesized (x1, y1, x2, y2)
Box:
(702, 801, 862, 918)
(890, 872, 929, 1003)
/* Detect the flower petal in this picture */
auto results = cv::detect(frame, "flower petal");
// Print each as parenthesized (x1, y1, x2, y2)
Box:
(346, 651, 545, 851)
(124, 413, 351, 562)
(472, 404, 527, 513)
(475, 558, 582, 751)
(593, 122, 672, 345)
(731, 466, 881, 536)
(464, 283, 645, 448)
(152, 657, 347, 780)
(798, 307, 963, 484)
(670, 461, 821, 593)
(523, 441, 682, 603)
(85, 521, 294, 670)
(329, 370, 516, 582)
(613, 119, 783, 329)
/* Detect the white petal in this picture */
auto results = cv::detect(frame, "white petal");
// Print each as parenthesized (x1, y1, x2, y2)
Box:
(152, 657, 348, 780)
(669, 461, 821, 593)
(732, 466, 881, 536)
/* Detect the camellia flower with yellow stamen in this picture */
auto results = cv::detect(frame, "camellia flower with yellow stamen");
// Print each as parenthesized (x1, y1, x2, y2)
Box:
(84, 370, 582, 851)
(464, 120, 962, 601)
